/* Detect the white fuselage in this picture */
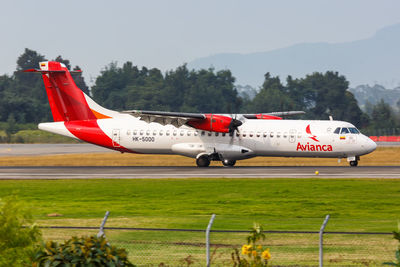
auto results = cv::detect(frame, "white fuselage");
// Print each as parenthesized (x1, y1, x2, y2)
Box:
(40, 114, 377, 161)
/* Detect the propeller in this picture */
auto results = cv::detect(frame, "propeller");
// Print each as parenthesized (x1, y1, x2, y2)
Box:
(228, 114, 242, 144)
(228, 116, 242, 134)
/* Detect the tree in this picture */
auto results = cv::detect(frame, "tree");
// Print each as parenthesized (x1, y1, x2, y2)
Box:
(245, 72, 295, 113)
(371, 99, 397, 130)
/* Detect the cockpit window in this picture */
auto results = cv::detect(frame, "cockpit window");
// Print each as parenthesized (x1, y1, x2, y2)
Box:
(334, 127, 340, 134)
(340, 128, 349, 134)
(349, 127, 360, 134)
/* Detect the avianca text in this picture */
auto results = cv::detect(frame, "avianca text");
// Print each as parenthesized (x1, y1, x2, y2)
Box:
(296, 142, 333, 152)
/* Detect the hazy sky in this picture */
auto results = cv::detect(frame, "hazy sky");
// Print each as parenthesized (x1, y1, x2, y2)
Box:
(1, 0, 400, 84)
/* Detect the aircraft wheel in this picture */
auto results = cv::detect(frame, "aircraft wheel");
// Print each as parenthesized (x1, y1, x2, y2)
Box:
(349, 160, 358, 167)
(196, 155, 210, 167)
(222, 159, 236, 167)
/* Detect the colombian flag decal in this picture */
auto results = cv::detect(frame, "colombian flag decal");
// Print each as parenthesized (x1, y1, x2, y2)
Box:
(340, 136, 346, 140)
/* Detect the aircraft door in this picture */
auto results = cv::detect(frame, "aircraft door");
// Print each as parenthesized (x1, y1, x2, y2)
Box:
(112, 129, 121, 147)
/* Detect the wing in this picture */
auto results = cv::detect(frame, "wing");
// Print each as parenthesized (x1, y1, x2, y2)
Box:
(243, 111, 305, 119)
(123, 110, 242, 133)
(122, 110, 205, 127)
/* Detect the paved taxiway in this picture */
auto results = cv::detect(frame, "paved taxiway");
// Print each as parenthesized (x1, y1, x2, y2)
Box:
(0, 166, 399, 179)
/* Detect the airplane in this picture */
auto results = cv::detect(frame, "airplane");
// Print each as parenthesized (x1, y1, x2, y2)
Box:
(25, 61, 377, 167)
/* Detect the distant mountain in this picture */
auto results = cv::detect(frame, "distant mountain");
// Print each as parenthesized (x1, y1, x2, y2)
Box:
(188, 23, 400, 88)
(349, 85, 400, 111)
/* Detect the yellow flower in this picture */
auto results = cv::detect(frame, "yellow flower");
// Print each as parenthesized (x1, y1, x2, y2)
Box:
(257, 245, 262, 250)
(252, 250, 257, 257)
(241, 244, 252, 255)
(262, 248, 271, 260)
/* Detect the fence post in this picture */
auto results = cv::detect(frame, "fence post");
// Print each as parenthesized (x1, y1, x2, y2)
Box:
(206, 214, 216, 267)
(319, 215, 330, 267)
(97, 211, 110, 238)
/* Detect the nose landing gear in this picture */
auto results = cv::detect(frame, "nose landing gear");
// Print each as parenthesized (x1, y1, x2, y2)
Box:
(349, 160, 358, 167)
(348, 156, 360, 167)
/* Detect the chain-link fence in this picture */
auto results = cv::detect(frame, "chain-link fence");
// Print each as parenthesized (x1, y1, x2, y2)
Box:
(39, 226, 397, 266)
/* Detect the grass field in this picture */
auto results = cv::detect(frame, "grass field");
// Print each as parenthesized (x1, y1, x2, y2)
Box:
(1, 148, 399, 265)
(1, 178, 399, 265)
(0, 179, 399, 232)
(0, 146, 399, 166)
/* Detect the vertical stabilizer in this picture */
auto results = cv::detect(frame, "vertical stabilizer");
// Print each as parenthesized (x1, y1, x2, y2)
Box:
(26, 61, 117, 122)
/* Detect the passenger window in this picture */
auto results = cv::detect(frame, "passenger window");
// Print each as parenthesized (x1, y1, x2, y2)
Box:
(208, 132, 212, 136)
(334, 127, 341, 134)
(173, 130, 177, 136)
(146, 130, 150, 136)
(133, 130, 137, 135)
(215, 132, 219, 137)
(283, 132, 287, 138)
(166, 130, 170, 136)
(194, 131, 198, 136)
(256, 132, 261, 137)
(277, 132, 281, 138)
(153, 130, 157, 136)
(222, 133, 226, 137)
(159, 130, 164, 136)
(201, 131, 205, 136)
(187, 131, 191, 136)
(127, 130, 131, 135)
(242, 132, 247, 137)
(249, 132, 254, 137)
(140, 130, 144, 135)
(180, 130, 185, 136)
(236, 132, 240, 137)
(341, 128, 349, 134)
(263, 132, 268, 138)
(270, 132, 274, 138)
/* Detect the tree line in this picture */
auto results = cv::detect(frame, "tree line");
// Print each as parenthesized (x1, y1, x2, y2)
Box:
(0, 48, 399, 133)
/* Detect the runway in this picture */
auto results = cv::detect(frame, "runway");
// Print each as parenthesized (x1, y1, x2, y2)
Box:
(0, 166, 399, 179)
(1, 142, 399, 157)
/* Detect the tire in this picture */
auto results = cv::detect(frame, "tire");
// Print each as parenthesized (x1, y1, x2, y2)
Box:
(222, 159, 236, 167)
(349, 160, 358, 167)
(196, 155, 210, 167)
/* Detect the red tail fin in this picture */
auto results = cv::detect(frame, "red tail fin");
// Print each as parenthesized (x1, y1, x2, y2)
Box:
(26, 61, 113, 122)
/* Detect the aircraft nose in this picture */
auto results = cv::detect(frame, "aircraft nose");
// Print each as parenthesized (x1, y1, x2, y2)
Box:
(365, 137, 377, 153)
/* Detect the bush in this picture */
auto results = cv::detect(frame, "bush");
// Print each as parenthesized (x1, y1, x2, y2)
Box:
(0, 195, 42, 266)
(33, 235, 136, 267)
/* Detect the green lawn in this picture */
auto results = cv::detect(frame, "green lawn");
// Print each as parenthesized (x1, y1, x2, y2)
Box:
(0, 178, 399, 232)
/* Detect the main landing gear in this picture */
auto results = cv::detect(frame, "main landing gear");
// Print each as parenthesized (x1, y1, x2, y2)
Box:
(222, 159, 236, 167)
(195, 154, 237, 167)
(196, 155, 211, 167)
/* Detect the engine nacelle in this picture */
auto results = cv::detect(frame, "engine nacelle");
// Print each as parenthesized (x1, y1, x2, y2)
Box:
(187, 114, 233, 133)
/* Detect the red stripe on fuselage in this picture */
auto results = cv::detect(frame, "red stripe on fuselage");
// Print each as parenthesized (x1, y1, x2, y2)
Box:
(65, 120, 132, 153)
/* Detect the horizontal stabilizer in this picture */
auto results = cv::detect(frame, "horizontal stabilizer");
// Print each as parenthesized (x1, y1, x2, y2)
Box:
(23, 68, 82, 74)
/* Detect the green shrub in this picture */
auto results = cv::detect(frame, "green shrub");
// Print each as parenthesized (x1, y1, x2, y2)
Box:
(33, 235, 136, 267)
(0, 195, 42, 266)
